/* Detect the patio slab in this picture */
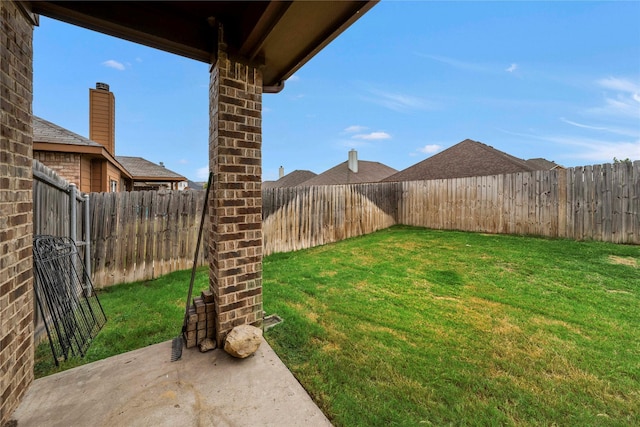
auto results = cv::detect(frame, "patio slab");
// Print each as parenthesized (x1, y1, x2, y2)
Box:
(12, 338, 331, 427)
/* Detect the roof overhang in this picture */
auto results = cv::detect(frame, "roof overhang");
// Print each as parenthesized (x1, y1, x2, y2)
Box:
(130, 176, 187, 183)
(34, 141, 133, 179)
(28, 1, 378, 93)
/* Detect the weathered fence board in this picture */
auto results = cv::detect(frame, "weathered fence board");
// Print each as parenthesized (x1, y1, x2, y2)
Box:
(89, 190, 207, 288)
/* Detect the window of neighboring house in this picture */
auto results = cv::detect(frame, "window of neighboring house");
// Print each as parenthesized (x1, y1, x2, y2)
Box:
(110, 179, 118, 192)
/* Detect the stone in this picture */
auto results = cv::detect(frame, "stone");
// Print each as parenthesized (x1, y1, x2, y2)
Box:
(223, 325, 262, 359)
(199, 338, 216, 353)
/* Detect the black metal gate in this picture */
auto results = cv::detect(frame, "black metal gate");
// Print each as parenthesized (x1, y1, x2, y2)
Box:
(33, 235, 106, 365)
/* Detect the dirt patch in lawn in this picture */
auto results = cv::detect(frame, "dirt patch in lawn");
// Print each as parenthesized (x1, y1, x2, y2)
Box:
(608, 255, 637, 267)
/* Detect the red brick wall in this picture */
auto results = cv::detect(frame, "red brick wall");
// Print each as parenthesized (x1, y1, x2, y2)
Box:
(209, 40, 263, 346)
(33, 151, 81, 186)
(0, 1, 35, 424)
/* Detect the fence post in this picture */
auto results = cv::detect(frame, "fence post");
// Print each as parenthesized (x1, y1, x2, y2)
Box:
(557, 169, 567, 238)
(69, 184, 77, 244)
(84, 194, 92, 296)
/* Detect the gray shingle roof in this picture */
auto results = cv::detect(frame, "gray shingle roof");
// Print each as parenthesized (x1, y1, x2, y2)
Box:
(33, 116, 102, 147)
(525, 158, 562, 170)
(383, 139, 548, 182)
(300, 161, 397, 186)
(187, 180, 204, 190)
(115, 156, 186, 181)
(263, 170, 317, 189)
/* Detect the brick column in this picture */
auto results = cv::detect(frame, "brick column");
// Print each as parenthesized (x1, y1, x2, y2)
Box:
(209, 37, 263, 347)
(0, 1, 35, 424)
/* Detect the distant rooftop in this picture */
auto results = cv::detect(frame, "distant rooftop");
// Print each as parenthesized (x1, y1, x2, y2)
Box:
(115, 156, 186, 181)
(301, 160, 397, 186)
(263, 170, 317, 189)
(384, 139, 559, 182)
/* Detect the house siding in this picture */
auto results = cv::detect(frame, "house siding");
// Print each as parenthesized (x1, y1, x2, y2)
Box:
(80, 155, 92, 192)
(0, 1, 35, 424)
(106, 161, 121, 192)
(91, 159, 104, 192)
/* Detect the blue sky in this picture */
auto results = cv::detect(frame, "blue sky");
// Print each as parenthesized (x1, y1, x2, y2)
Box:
(33, 1, 640, 182)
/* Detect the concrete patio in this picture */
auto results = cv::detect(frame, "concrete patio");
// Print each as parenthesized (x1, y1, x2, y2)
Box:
(11, 338, 331, 427)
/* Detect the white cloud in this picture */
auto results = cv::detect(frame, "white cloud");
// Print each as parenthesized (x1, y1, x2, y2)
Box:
(506, 63, 518, 73)
(365, 88, 430, 112)
(418, 144, 442, 154)
(419, 54, 489, 73)
(597, 77, 640, 94)
(560, 117, 638, 137)
(560, 118, 610, 131)
(287, 74, 300, 82)
(558, 138, 640, 162)
(497, 127, 640, 163)
(352, 131, 391, 141)
(178, 159, 188, 164)
(195, 167, 209, 180)
(102, 60, 125, 71)
(590, 76, 640, 119)
(344, 125, 368, 133)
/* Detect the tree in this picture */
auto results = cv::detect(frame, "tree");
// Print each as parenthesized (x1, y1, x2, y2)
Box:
(613, 157, 632, 164)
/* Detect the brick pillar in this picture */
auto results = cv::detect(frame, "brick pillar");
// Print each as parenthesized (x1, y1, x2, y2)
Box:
(209, 36, 263, 347)
(0, 1, 35, 424)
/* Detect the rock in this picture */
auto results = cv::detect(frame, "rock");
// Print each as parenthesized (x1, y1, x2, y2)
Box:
(223, 325, 262, 358)
(199, 338, 216, 353)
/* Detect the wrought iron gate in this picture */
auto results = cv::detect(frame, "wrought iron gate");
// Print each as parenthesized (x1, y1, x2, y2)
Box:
(33, 235, 106, 365)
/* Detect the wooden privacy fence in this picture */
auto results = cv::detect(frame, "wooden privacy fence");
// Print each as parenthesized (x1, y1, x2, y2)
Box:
(265, 162, 639, 251)
(87, 161, 638, 287)
(262, 182, 398, 254)
(89, 190, 207, 288)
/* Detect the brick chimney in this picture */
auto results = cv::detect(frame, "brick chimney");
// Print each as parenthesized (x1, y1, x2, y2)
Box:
(89, 82, 115, 155)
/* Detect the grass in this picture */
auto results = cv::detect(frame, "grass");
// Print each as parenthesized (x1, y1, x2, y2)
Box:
(34, 226, 639, 426)
(262, 226, 639, 426)
(34, 267, 209, 378)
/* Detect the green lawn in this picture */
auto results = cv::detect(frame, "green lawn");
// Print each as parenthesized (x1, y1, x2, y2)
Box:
(262, 226, 639, 426)
(35, 226, 639, 426)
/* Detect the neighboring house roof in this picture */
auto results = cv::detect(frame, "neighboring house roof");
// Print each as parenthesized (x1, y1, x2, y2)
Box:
(301, 161, 397, 186)
(115, 156, 186, 182)
(525, 158, 563, 170)
(383, 139, 554, 182)
(33, 116, 102, 147)
(187, 180, 204, 190)
(263, 170, 317, 189)
(32, 116, 132, 179)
